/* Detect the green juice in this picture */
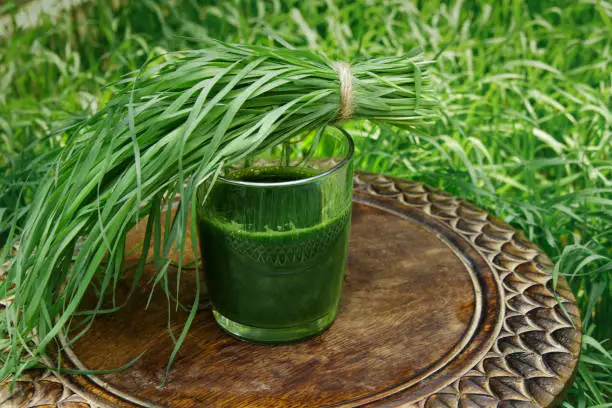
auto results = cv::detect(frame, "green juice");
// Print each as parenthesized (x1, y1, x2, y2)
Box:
(197, 167, 351, 342)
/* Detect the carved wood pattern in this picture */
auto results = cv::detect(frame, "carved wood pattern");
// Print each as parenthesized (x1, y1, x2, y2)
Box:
(1, 172, 581, 408)
(353, 173, 581, 408)
(0, 370, 93, 408)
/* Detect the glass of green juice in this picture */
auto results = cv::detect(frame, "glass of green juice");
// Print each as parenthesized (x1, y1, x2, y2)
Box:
(196, 126, 354, 343)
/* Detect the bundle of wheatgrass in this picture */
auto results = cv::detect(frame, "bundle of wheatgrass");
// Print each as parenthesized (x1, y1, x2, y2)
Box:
(0, 41, 436, 381)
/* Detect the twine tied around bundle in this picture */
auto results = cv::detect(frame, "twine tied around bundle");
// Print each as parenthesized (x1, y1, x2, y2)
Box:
(333, 61, 353, 122)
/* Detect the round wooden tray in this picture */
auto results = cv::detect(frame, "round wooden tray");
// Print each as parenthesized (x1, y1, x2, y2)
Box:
(2, 172, 581, 408)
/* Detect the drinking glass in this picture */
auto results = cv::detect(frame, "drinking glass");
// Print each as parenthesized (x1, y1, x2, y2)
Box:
(196, 126, 354, 343)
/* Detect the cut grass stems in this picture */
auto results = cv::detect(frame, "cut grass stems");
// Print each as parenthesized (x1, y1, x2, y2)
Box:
(0, 0, 610, 404)
(0, 41, 436, 384)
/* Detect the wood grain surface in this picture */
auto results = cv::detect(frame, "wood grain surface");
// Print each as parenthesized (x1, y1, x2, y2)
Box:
(0, 172, 582, 408)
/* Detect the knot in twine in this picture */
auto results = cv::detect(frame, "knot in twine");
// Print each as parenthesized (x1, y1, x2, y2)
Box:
(333, 61, 353, 122)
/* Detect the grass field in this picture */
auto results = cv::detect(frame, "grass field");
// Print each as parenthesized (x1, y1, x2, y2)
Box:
(0, 0, 610, 404)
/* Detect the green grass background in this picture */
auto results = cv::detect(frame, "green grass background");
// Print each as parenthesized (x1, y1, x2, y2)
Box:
(0, 0, 610, 404)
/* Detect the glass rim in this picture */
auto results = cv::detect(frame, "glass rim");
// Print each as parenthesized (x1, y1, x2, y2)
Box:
(217, 126, 354, 188)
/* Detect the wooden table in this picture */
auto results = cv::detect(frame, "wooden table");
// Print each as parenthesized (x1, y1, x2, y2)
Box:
(1, 172, 582, 408)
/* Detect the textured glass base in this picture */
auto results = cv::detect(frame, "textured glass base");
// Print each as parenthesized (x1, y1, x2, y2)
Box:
(213, 309, 337, 344)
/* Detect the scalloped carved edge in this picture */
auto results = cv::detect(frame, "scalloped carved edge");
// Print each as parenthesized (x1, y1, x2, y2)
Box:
(354, 172, 581, 408)
(1, 172, 581, 408)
